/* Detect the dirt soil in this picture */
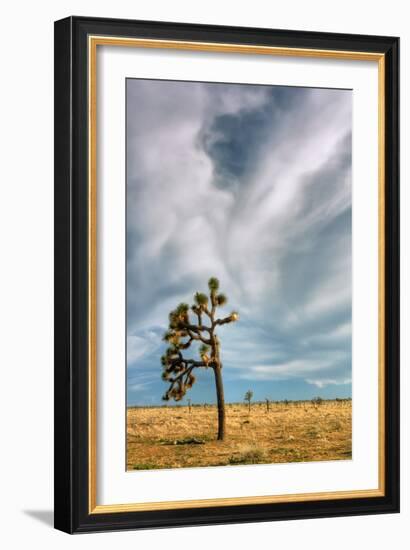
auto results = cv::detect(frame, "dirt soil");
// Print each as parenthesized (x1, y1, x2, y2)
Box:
(127, 400, 352, 470)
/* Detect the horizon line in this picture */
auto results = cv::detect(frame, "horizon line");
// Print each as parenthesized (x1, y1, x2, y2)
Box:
(127, 396, 352, 408)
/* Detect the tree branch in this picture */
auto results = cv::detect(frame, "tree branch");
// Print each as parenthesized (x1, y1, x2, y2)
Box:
(197, 310, 202, 326)
(183, 323, 211, 334)
(167, 355, 207, 370)
(178, 336, 193, 350)
(186, 329, 211, 345)
(169, 365, 194, 384)
(215, 315, 234, 326)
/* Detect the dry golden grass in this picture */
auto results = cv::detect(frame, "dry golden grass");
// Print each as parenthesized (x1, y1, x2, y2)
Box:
(127, 400, 351, 470)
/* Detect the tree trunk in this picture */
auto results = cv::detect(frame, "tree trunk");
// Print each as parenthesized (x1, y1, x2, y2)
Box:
(213, 365, 226, 441)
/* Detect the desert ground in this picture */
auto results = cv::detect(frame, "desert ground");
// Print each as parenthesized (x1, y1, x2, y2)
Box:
(127, 399, 352, 470)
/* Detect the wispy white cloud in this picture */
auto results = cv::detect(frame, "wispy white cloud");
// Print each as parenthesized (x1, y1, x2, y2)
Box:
(302, 322, 352, 346)
(305, 378, 352, 389)
(128, 382, 153, 392)
(127, 330, 162, 364)
(239, 351, 348, 380)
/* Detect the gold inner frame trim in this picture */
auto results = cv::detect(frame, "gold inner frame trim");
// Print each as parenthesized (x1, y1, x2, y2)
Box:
(88, 35, 386, 514)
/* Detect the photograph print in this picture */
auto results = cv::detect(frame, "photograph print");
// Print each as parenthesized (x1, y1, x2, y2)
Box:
(126, 78, 352, 471)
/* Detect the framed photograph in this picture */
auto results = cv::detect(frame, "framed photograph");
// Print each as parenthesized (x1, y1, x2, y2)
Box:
(54, 16, 399, 533)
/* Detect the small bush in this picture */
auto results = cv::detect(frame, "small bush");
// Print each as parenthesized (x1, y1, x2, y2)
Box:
(311, 397, 323, 406)
(229, 449, 265, 465)
(306, 426, 321, 439)
(328, 420, 343, 432)
(132, 463, 163, 470)
(159, 437, 206, 445)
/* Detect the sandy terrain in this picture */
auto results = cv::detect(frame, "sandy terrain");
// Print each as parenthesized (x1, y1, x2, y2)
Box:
(127, 400, 352, 470)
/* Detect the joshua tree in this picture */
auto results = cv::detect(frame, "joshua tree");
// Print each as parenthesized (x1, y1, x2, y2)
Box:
(244, 390, 253, 413)
(161, 277, 239, 441)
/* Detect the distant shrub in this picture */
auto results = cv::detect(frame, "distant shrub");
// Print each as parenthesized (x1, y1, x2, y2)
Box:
(311, 396, 323, 406)
(244, 390, 253, 412)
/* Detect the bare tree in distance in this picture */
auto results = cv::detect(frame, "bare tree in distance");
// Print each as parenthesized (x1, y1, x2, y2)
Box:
(312, 396, 323, 407)
(161, 277, 239, 441)
(244, 390, 253, 413)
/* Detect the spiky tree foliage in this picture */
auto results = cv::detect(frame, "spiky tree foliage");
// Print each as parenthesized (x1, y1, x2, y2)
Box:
(161, 277, 239, 440)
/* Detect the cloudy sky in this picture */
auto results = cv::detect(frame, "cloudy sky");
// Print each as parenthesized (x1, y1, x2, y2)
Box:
(126, 78, 352, 406)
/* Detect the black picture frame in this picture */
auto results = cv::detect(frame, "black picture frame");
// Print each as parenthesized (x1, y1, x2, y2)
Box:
(54, 15, 400, 534)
